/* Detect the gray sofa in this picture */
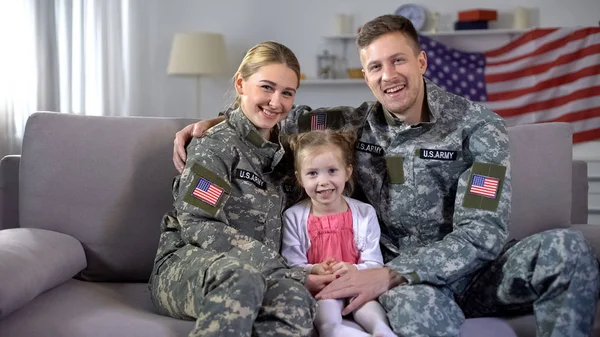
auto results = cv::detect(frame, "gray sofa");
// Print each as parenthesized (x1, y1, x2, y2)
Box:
(0, 112, 598, 337)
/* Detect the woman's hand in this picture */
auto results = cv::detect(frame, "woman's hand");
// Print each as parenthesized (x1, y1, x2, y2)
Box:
(173, 116, 226, 173)
(331, 261, 358, 276)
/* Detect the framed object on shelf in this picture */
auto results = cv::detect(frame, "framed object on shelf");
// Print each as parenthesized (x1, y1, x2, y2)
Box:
(394, 4, 429, 31)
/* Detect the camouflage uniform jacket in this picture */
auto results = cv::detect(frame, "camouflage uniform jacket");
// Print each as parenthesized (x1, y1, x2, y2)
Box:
(286, 79, 511, 288)
(153, 108, 307, 284)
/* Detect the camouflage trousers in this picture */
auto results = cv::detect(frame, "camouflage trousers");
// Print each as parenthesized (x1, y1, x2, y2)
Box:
(150, 244, 316, 337)
(378, 229, 600, 337)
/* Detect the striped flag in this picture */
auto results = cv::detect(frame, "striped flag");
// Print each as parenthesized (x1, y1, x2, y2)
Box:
(192, 177, 223, 206)
(420, 27, 600, 143)
(311, 112, 327, 130)
(469, 174, 499, 199)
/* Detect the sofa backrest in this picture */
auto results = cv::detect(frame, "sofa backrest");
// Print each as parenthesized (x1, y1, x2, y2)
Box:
(507, 122, 573, 240)
(18, 113, 575, 281)
(571, 160, 589, 225)
(19, 112, 197, 282)
(0, 155, 20, 230)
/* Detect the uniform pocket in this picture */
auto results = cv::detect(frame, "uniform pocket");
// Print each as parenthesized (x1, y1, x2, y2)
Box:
(232, 168, 272, 226)
(410, 148, 468, 229)
(412, 148, 466, 187)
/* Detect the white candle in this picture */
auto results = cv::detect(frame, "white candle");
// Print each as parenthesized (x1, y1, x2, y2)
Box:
(335, 14, 353, 35)
(514, 7, 529, 29)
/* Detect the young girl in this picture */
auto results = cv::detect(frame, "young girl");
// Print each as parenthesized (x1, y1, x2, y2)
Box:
(282, 129, 395, 337)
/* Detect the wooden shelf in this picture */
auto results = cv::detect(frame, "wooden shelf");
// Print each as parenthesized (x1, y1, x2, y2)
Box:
(311, 28, 532, 86)
(425, 28, 530, 37)
(323, 28, 530, 40)
(301, 78, 365, 85)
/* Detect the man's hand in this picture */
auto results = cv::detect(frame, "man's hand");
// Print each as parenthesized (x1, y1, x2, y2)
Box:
(331, 261, 358, 276)
(305, 274, 336, 296)
(173, 117, 226, 173)
(315, 268, 406, 315)
(173, 123, 194, 173)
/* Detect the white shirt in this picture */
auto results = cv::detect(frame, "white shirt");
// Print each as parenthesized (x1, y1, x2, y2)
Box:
(282, 196, 384, 272)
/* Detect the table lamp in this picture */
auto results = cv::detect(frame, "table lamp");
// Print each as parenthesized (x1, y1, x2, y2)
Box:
(167, 32, 227, 115)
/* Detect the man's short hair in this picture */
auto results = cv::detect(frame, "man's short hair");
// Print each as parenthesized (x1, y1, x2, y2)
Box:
(357, 15, 421, 54)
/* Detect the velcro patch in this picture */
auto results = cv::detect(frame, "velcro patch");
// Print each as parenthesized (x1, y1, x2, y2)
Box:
(311, 113, 327, 130)
(356, 141, 384, 156)
(385, 156, 404, 184)
(235, 169, 266, 190)
(183, 163, 231, 216)
(463, 162, 506, 211)
(298, 110, 345, 132)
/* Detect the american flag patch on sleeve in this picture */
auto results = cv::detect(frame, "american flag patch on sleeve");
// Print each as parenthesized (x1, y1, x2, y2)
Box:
(311, 113, 327, 130)
(192, 177, 224, 206)
(469, 174, 499, 199)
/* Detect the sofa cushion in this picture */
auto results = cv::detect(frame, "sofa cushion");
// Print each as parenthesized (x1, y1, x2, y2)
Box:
(0, 280, 194, 337)
(507, 123, 573, 240)
(571, 224, 600, 259)
(0, 228, 86, 318)
(503, 306, 600, 337)
(0, 279, 520, 337)
(19, 113, 197, 282)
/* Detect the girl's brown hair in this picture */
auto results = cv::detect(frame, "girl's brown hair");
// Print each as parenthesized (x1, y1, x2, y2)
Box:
(288, 128, 357, 197)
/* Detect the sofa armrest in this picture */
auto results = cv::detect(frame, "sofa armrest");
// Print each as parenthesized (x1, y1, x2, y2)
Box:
(0, 228, 86, 318)
(571, 160, 589, 225)
(0, 155, 20, 230)
(571, 224, 600, 259)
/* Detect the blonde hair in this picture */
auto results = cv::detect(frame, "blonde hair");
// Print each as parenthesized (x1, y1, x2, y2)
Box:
(288, 128, 357, 197)
(232, 41, 301, 109)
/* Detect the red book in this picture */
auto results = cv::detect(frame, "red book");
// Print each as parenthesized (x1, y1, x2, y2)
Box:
(458, 9, 498, 22)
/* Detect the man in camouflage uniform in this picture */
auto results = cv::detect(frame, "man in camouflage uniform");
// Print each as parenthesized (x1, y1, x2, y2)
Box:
(150, 108, 315, 337)
(284, 15, 599, 337)
(173, 15, 600, 337)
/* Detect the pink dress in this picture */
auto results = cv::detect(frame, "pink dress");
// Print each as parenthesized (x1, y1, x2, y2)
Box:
(306, 208, 359, 264)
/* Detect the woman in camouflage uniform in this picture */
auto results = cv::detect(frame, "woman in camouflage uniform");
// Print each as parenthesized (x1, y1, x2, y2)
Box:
(149, 41, 321, 337)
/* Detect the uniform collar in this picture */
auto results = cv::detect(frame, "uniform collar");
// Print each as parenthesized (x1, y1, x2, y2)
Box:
(381, 78, 440, 127)
(382, 107, 403, 126)
(228, 107, 285, 171)
(423, 78, 444, 124)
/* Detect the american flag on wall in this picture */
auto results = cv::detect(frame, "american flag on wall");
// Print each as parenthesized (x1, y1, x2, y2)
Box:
(420, 27, 600, 143)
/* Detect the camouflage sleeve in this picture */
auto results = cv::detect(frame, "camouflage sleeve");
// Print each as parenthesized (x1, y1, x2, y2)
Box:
(175, 140, 307, 283)
(387, 118, 510, 285)
(282, 103, 372, 135)
(281, 104, 311, 135)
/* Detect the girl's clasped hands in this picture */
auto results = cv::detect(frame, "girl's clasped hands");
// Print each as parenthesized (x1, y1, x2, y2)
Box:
(311, 257, 358, 277)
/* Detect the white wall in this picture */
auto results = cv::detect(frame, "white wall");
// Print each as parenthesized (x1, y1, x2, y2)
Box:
(129, 0, 600, 221)
(129, 0, 600, 119)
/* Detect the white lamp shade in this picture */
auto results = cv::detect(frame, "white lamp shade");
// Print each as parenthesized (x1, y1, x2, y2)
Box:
(167, 32, 227, 75)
